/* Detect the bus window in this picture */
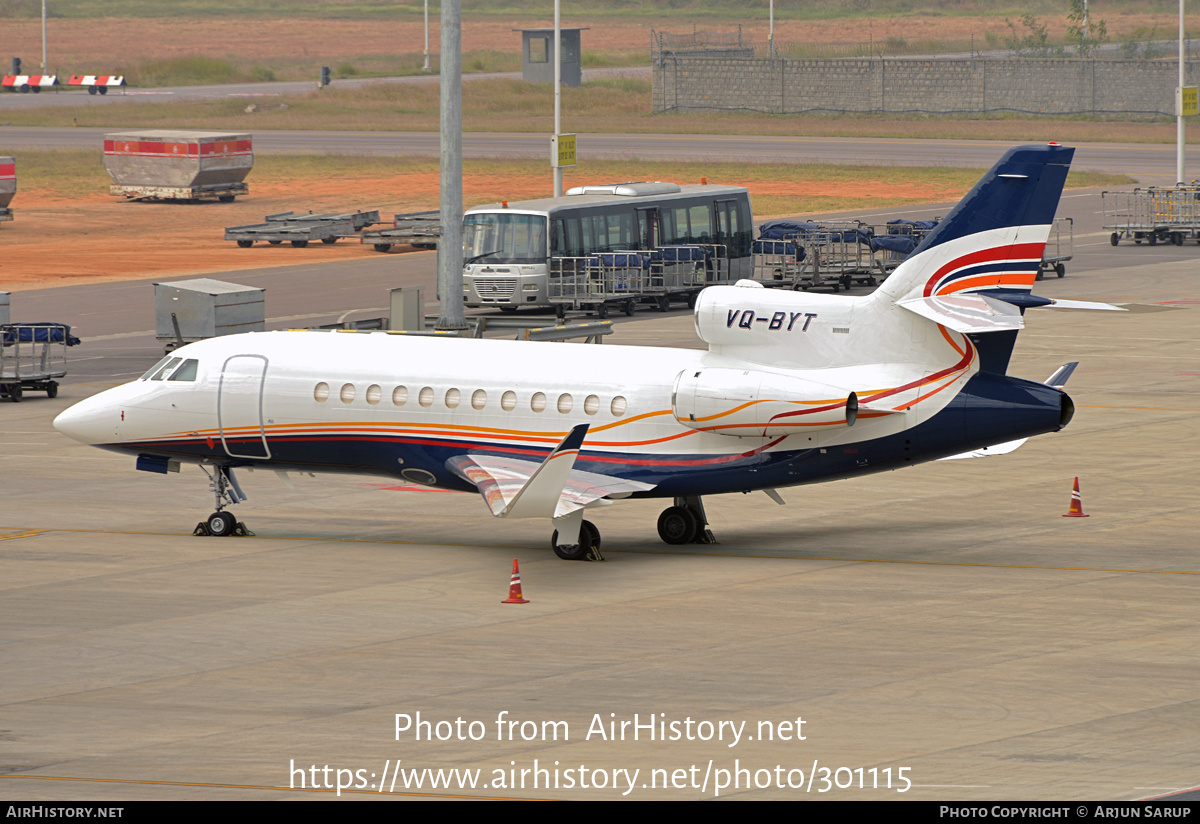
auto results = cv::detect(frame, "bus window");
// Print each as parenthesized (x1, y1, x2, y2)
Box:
(689, 204, 711, 242)
(463, 213, 547, 264)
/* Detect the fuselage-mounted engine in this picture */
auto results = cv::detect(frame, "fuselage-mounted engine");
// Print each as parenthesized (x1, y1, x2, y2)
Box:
(672, 367, 858, 438)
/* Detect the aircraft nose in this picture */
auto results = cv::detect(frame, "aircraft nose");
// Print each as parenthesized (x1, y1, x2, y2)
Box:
(54, 393, 119, 445)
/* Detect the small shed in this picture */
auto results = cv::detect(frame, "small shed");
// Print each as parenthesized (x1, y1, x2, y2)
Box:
(515, 28, 588, 87)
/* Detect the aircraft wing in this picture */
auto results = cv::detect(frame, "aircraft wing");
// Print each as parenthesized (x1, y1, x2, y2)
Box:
(446, 424, 655, 519)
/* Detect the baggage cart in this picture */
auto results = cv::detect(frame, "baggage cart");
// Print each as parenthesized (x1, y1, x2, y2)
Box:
(548, 252, 649, 318)
(363, 210, 441, 251)
(0, 323, 80, 402)
(225, 210, 381, 247)
(1037, 217, 1074, 279)
(1105, 185, 1200, 246)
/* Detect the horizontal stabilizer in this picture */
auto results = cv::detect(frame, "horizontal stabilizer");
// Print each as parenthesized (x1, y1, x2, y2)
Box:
(1041, 298, 1126, 312)
(447, 426, 654, 520)
(899, 294, 1024, 334)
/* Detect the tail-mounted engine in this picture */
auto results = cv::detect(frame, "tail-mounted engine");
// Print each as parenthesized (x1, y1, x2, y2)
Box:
(672, 367, 858, 438)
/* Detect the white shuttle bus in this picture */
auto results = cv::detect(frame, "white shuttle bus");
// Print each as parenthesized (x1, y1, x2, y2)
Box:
(461, 182, 753, 310)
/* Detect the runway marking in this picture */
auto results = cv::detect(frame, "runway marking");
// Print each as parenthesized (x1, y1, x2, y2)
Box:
(613, 547, 1200, 576)
(0, 773, 522, 801)
(0, 529, 47, 542)
(8, 527, 1200, 577)
(1078, 404, 1200, 412)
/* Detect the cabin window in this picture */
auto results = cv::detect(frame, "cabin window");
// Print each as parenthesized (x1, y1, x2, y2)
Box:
(168, 359, 198, 382)
(557, 393, 573, 414)
(472, 389, 487, 410)
(419, 386, 434, 407)
(445, 388, 461, 409)
(611, 396, 627, 416)
(393, 385, 408, 406)
(501, 391, 517, 411)
(366, 384, 382, 405)
(584, 394, 600, 415)
(340, 383, 356, 403)
(314, 382, 330, 403)
(531, 392, 547, 413)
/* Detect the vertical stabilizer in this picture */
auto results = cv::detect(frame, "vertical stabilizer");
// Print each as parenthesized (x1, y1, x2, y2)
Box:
(878, 144, 1074, 306)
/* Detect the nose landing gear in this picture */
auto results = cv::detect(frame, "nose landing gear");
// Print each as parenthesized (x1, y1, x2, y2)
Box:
(193, 465, 254, 537)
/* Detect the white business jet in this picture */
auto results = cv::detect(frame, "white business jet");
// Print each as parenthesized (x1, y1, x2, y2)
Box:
(55, 144, 1083, 560)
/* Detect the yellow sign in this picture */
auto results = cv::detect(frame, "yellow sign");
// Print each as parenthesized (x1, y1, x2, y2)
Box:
(552, 134, 577, 168)
(1178, 86, 1198, 117)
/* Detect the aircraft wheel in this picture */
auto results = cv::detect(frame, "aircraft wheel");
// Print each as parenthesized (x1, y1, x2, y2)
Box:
(236, 240, 253, 248)
(207, 511, 237, 537)
(551, 520, 600, 561)
(1110, 232, 1120, 246)
(657, 506, 698, 545)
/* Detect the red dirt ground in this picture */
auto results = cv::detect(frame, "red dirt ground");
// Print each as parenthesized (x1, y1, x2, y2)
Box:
(0, 172, 964, 292)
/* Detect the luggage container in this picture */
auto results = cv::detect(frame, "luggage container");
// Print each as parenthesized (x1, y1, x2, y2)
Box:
(0, 156, 14, 224)
(154, 279, 265, 353)
(104, 131, 253, 202)
(0, 323, 81, 402)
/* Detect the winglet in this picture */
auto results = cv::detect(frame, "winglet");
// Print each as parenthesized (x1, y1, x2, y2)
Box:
(501, 423, 591, 519)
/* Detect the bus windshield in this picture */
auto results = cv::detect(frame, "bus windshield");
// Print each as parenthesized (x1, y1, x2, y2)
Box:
(463, 213, 548, 264)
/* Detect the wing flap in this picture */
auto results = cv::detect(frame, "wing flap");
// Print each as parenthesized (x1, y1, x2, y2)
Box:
(447, 424, 654, 519)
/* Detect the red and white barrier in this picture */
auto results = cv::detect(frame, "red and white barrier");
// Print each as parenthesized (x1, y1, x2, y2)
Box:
(68, 75, 126, 89)
(1, 75, 59, 92)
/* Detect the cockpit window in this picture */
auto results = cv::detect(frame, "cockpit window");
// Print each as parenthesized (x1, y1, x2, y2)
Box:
(168, 359, 198, 381)
(140, 356, 173, 380)
(150, 357, 183, 380)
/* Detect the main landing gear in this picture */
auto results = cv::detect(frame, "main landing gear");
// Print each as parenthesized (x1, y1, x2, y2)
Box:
(193, 464, 254, 537)
(551, 519, 602, 561)
(549, 496, 717, 561)
(657, 496, 717, 546)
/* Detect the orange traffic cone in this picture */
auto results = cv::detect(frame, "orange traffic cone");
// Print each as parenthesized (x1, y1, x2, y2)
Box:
(501, 558, 530, 604)
(1063, 477, 1089, 517)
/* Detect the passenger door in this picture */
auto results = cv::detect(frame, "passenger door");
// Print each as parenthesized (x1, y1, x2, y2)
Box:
(218, 355, 271, 460)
